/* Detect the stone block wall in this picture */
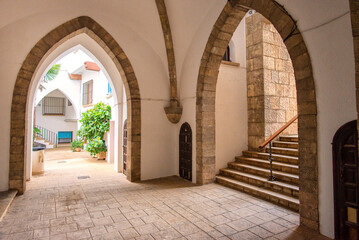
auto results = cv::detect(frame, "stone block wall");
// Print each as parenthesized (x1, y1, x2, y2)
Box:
(246, 13, 297, 150)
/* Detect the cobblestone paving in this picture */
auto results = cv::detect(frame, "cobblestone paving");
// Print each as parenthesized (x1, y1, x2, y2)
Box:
(0, 148, 329, 239)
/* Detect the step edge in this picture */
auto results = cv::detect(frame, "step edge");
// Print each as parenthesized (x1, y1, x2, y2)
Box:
(242, 151, 299, 160)
(229, 163, 299, 178)
(219, 168, 299, 191)
(234, 157, 298, 168)
(273, 141, 298, 144)
(267, 147, 298, 152)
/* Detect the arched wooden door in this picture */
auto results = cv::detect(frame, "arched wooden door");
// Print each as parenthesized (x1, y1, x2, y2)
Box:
(333, 120, 358, 239)
(179, 122, 192, 181)
(123, 119, 127, 175)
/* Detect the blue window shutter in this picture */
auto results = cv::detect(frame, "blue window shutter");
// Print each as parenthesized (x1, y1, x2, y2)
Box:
(58, 131, 72, 139)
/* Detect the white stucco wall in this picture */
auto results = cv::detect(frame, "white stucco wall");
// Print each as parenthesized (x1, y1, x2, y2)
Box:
(36, 90, 78, 139)
(215, 63, 248, 173)
(215, 18, 248, 174)
(80, 70, 114, 114)
(229, 12, 250, 64)
(35, 71, 81, 118)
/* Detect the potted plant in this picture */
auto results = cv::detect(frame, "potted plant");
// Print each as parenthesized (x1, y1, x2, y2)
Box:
(86, 137, 107, 159)
(77, 102, 111, 142)
(32, 127, 45, 175)
(77, 102, 111, 159)
(71, 138, 84, 152)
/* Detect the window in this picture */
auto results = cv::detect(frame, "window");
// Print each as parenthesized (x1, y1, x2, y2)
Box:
(107, 82, 112, 94)
(83, 80, 93, 105)
(58, 131, 73, 143)
(42, 97, 65, 115)
(222, 46, 230, 61)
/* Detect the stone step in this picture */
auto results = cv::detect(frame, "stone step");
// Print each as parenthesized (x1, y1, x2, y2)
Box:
(266, 147, 298, 157)
(228, 162, 299, 185)
(219, 168, 299, 198)
(0, 190, 17, 222)
(34, 139, 54, 149)
(216, 176, 299, 211)
(235, 157, 298, 175)
(57, 143, 71, 148)
(242, 151, 298, 165)
(272, 141, 298, 149)
(279, 135, 298, 142)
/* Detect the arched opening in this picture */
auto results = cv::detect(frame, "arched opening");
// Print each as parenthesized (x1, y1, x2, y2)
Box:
(35, 88, 79, 119)
(10, 16, 141, 194)
(179, 122, 192, 181)
(196, 0, 318, 231)
(35, 89, 78, 146)
(30, 47, 123, 172)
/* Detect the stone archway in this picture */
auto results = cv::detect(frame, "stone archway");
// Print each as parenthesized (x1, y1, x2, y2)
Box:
(10, 16, 141, 194)
(196, 0, 318, 231)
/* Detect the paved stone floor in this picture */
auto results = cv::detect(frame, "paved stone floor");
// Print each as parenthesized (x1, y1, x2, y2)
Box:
(0, 148, 330, 240)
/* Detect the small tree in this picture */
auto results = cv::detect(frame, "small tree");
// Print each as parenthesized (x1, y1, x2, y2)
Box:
(39, 64, 61, 91)
(77, 102, 111, 155)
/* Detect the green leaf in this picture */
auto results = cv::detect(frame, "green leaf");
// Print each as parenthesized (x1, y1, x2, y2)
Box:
(44, 64, 61, 81)
(77, 102, 111, 155)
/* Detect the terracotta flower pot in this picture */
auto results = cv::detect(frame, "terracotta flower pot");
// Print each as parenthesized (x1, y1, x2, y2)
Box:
(74, 148, 82, 152)
(97, 152, 106, 160)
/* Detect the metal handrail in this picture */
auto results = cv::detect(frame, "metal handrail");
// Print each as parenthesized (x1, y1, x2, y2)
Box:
(34, 125, 58, 147)
(259, 114, 298, 149)
(258, 114, 298, 181)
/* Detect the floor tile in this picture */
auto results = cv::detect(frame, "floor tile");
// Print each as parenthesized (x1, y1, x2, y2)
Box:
(0, 149, 329, 240)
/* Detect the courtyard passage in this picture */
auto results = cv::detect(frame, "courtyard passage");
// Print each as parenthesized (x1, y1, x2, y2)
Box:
(0, 148, 328, 239)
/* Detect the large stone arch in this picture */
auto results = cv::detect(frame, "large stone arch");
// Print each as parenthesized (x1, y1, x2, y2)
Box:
(10, 16, 141, 194)
(196, 0, 319, 231)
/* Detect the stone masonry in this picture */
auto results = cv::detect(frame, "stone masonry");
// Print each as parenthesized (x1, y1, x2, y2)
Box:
(246, 13, 297, 150)
(155, 0, 183, 124)
(197, 0, 319, 231)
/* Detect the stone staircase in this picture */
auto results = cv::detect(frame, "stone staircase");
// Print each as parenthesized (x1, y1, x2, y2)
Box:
(34, 137, 55, 149)
(216, 135, 299, 211)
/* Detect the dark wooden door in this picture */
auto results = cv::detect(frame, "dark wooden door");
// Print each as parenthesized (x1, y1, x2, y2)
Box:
(179, 122, 192, 181)
(123, 119, 127, 175)
(333, 120, 358, 240)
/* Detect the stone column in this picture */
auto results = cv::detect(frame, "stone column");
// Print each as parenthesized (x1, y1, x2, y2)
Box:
(246, 13, 297, 150)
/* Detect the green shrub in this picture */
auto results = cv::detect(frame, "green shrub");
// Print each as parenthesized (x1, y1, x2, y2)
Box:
(85, 137, 107, 156)
(77, 102, 111, 142)
(71, 138, 84, 151)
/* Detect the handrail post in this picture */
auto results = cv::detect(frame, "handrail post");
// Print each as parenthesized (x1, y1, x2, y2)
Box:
(268, 141, 276, 181)
(258, 114, 298, 182)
